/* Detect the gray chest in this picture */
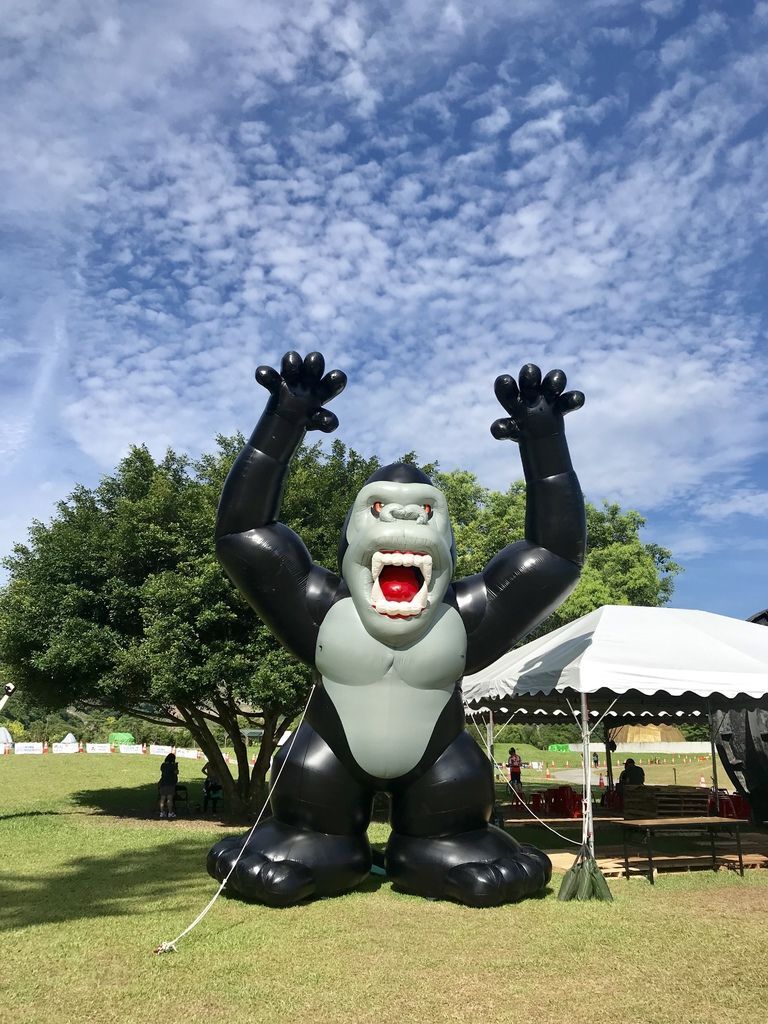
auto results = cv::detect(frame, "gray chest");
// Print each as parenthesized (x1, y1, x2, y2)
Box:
(315, 599, 467, 779)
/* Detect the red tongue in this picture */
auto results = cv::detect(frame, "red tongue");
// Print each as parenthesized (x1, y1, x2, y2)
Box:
(379, 566, 421, 602)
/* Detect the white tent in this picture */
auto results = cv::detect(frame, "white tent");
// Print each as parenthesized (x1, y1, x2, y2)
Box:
(462, 605, 768, 855)
(62, 732, 78, 744)
(464, 605, 768, 713)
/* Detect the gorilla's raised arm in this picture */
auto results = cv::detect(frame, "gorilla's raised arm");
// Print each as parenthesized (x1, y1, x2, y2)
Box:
(215, 352, 347, 665)
(455, 364, 585, 674)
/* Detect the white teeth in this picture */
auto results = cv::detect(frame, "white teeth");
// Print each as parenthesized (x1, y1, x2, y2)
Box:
(368, 549, 433, 618)
(373, 596, 425, 618)
(369, 550, 433, 581)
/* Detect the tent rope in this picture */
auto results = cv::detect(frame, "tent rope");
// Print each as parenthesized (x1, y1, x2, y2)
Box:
(154, 683, 316, 955)
(465, 707, 581, 846)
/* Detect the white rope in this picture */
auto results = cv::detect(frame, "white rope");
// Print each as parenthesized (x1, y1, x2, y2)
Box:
(465, 707, 581, 847)
(155, 684, 316, 954)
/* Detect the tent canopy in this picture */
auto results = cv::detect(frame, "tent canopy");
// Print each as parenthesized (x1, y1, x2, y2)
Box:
(463, 605, 768, 718)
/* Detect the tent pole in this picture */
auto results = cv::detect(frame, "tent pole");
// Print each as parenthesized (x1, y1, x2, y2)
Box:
(486, 709, 494, 764)
(604, 720, 614, 790)
(708, 700, 720, 815)
(581, 691, 594, 856)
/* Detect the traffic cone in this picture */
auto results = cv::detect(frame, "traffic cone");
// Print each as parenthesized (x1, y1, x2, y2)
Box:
(699, 776, 707, 788)
(78, 740, 84, 753)
(545, 766, 551, 780)
(598, 773, 605, 788)
(142, 743, 147, 754)
(43, 740, 49, 754)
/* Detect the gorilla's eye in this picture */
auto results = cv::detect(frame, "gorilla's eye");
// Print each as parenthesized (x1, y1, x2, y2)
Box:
(371, 501, 382, 518)
(424, 504, 433, 519)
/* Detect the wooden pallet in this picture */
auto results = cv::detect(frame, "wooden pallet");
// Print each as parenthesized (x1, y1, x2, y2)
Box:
(546, 847, 768, 878)
(623, 785, 711, 819)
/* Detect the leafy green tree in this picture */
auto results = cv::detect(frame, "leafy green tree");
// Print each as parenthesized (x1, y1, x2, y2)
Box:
(0, 438, 378, 818)
(435, 471, 680, 635)
(0, 443, 679, 817)
(0, 716, 26, 741)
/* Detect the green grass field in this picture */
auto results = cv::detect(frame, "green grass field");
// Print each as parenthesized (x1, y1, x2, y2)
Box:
(2, 753, 767, 1024)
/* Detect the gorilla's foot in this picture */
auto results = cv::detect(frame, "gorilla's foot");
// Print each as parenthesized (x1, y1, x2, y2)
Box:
(206, 818, 371, 907)
(386, 825, 552, 907)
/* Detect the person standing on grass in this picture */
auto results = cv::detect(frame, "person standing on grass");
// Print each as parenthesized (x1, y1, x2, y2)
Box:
(507, 747, 523, 793)
(158, 752, 178, 820)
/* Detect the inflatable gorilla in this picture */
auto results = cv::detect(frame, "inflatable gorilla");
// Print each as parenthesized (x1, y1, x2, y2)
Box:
(208, 351, 585, 908)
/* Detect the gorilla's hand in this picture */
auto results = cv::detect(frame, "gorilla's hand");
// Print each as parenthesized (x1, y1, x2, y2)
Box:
(490, 364, 584, 442)
(255, 351, 347, 433)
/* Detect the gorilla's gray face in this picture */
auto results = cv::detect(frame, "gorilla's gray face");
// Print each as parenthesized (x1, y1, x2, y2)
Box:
(341, 480, 454, 647)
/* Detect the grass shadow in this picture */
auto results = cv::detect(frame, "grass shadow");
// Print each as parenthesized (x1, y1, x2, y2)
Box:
(71, 781, 227, 823)
(0, 835, 209, 932)
(0, 810, 75, 822)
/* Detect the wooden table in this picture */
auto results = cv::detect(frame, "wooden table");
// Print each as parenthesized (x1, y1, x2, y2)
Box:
(621, 816, 749, 883)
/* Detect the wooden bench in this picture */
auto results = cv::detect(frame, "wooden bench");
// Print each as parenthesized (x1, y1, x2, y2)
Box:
(621, 816, 748, 883)
(620, 786, 748, 882)
(623, 785, 711, 819)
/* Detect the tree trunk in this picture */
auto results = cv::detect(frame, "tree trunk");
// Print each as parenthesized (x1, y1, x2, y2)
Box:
(249, 711, 278, 813)
(176, 705, 252, 822)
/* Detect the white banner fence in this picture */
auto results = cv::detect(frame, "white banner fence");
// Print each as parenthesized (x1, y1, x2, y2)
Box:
(6, 740, 229, 760)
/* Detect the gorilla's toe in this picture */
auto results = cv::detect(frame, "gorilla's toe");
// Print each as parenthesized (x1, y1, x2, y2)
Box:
(234, 857, 315, 907)
(445, 861, 507, 907)
(445, 847, 552, 907)
(207, 835, 246, 881)
(517, 843, 553, 887)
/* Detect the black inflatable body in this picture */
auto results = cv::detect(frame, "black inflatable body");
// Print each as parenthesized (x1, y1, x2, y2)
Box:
(208, 351, 585, 907)
(714, 609, 768, 824)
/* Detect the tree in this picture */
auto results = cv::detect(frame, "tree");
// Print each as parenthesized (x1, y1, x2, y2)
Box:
(0, 445, 680, 809)
(435, 471, 680, 638)
(0, 438, 379, 818)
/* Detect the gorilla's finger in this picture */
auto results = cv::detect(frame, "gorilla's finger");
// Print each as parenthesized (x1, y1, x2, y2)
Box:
(491, 417, 521, 441)
(303, 351, 325, 380)
(556, 390, 585, 415)
(494, 374, 520, 412)
(280, 351, 303, 381)
(319, 368, 348, 403)
(541, 369, 566, 399)
(255, 365, 281, 394)
(309, 408, 339, 433)
(518, 363, 542, 401)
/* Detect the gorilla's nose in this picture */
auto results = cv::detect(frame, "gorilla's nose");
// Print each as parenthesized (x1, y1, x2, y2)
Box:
(380, 503, 428, 524)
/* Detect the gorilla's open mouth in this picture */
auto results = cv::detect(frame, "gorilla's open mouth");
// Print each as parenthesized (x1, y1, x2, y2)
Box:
(370, 550, 432, 617)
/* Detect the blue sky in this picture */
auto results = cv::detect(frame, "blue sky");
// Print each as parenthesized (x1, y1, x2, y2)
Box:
(1, 0, 767, 619)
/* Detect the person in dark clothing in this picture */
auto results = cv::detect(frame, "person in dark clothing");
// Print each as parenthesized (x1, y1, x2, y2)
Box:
(202, 761, 223, 813)
(617, 757, 645, 795)
(158, 753, 179, 819)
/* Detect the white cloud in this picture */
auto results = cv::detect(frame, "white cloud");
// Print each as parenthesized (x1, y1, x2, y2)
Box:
(1, 0, 768, 618)
(473, 106, 511, 136)
(696, 490, 768, 521)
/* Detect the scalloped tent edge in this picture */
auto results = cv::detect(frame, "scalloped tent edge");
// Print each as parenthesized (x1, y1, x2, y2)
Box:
(462, 605, 768, 856)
